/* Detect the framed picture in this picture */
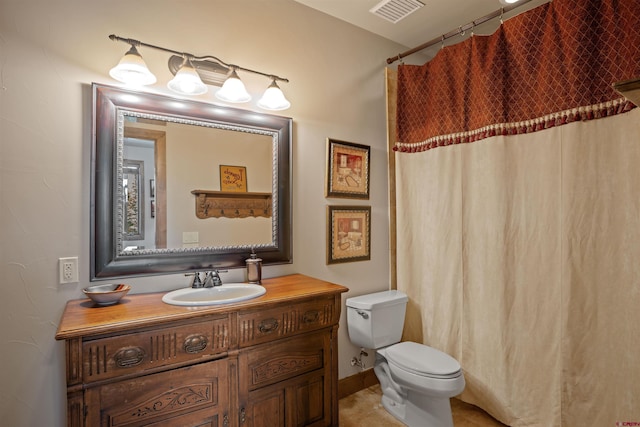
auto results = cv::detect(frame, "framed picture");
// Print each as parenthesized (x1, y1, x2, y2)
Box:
(219, 165, 247, 192)
(327, 205, 371, 264)
(325, 138, 370, 199)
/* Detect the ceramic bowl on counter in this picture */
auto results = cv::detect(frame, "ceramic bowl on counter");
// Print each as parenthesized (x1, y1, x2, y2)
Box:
(83, 283, 131, 306)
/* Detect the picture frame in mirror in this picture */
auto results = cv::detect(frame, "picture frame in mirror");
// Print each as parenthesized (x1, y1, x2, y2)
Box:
(220, 165, 248, 192)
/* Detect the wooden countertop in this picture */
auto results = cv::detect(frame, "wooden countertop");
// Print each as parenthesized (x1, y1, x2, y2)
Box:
(55, 274, 348, 340)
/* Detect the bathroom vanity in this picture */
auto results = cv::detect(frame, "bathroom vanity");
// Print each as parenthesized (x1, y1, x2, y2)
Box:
(55, 274, 348, 427)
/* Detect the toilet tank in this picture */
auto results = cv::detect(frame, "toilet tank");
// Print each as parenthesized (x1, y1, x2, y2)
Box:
(346, 290, 408, 349)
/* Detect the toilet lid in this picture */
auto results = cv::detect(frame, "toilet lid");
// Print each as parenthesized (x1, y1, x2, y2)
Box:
(386, 342, 461, 378)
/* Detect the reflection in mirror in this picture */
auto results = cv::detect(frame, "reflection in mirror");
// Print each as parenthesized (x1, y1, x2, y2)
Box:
(91, 84, 292, 280)
(120, 115, 274, 252)
(122, 159, 145, 243)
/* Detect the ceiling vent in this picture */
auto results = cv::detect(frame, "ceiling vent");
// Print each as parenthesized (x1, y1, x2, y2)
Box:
(369, 0, 424, 24)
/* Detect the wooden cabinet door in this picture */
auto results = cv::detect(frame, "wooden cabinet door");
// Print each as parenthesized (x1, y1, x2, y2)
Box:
(287, 371, 326, 427)
(241, 370, 327, 427)
(85, 359, 229, 427)
(242, 386, 285, 427)
(238, 330, 332, 427)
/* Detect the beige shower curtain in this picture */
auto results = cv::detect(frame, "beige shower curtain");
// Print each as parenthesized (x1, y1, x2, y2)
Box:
(393, 96, 640, 425)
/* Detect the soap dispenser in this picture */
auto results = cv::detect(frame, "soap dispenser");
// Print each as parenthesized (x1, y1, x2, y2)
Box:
(246, 249, 262, 284)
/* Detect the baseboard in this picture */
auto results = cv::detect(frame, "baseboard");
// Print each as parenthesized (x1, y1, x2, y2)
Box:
(338, 369, 379, 400)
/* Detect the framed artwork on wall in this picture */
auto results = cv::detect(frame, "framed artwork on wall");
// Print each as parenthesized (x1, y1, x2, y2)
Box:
(325, 138, 370, 199)
(219, 165, 247, 192)
(327, 205, 371, 264)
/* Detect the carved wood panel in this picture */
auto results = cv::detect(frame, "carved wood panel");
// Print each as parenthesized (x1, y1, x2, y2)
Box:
(240, 330, 326, 391)
(239, 308, 296, 347)
(238, 298, 334, 348)
(86, 359, 228, 427)
(82, 317, 229, 383)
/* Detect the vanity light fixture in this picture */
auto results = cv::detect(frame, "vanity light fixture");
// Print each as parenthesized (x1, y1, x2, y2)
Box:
(167, 57, 208, 95)
(108, 34, 291, 111)
(257, 78, 291, 111)
(499, 0, 521, 4)
(109, 44, 157, 86)
(215, 67, 252, 103)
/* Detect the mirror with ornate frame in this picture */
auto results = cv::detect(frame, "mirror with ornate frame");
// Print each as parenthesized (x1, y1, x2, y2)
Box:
(91, 83, 292, 280)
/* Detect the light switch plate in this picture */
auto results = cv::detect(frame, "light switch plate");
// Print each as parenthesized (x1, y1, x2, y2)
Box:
(182, 231, 199, 244)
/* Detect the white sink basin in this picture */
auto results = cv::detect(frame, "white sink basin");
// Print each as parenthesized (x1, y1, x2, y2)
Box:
(162, 283, 266, 306)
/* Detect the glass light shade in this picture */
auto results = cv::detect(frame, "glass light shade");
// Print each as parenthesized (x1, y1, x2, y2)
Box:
(109, 45, 157, 86)
(215, 69, 251, 103)
(167, 60, 207, 95)
(257, 80, 291, 111)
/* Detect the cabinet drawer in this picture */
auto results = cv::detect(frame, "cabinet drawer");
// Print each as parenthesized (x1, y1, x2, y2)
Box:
(239, 330, 328, 391)
(82, 316, 229, 383)
(238, 297, 335, 347)
(85, 358, 229, 427)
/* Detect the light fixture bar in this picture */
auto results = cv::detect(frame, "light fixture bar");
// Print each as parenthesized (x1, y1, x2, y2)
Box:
(167, 55, 229, 87)
(109, 34, 289, 83)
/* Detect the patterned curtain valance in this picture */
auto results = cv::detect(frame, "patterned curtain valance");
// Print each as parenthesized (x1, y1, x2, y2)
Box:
(395, 0, 640, 153)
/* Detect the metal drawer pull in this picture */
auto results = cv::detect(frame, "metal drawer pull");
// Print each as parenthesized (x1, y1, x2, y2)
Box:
(302, 310, 320, 323)
(114, 346, 145, 368)
(258, 318, 279, 333)
(184, 334, 208, 354)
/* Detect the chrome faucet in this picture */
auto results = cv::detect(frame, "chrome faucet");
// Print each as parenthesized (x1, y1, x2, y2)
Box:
(185, 272, 203, 288)
(203, 270, 226, 287)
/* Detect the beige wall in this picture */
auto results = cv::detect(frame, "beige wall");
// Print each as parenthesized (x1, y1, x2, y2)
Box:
(0, 0, 412, 425)
(164, 124, 273, 248)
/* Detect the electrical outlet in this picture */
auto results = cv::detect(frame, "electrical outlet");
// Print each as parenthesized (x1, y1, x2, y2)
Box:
(59, 257, 79, 284)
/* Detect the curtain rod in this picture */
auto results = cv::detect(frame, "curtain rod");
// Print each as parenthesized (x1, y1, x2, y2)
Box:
(386, 0, 534, 64)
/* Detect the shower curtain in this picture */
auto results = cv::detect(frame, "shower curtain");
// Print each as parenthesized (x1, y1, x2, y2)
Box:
(392, 0, 640, 425)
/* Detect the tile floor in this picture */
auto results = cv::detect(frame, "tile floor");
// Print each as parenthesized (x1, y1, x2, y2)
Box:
(339, 384, 507, 427)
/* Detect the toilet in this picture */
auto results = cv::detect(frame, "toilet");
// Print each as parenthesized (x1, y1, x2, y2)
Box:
(346, 290, 465, 427)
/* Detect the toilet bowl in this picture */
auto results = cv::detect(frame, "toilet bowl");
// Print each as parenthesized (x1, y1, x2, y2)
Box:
(376, 342, 465, 427)
(346, 291, 465, 427)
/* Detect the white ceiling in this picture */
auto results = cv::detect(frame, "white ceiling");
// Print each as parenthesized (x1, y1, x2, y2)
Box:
(295, 0, 550, 62)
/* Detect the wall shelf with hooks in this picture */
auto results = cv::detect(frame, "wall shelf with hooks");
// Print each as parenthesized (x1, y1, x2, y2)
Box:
(191, 190, 272, 219)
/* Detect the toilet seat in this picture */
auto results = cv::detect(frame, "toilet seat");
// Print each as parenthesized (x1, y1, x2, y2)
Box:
(385, 342, 462, 379)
